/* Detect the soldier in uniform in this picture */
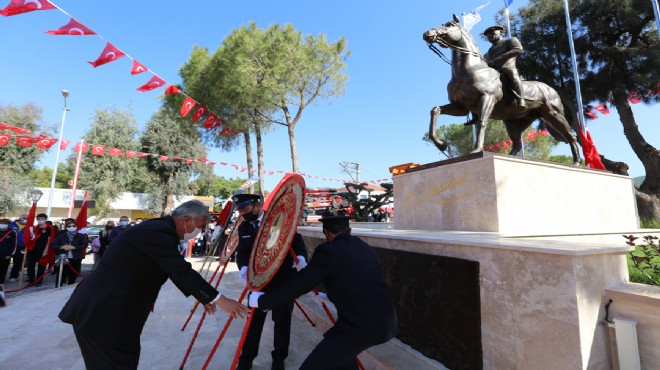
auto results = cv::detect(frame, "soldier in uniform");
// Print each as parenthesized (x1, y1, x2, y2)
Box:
(233, 193, 308, 370)
(483, 25, 527, 109)
(248, 215, 397, 370)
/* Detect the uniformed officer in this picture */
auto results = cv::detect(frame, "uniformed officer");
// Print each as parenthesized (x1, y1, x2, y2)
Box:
(248, 215, 397, 370)
(483, 24, 527, 109)
(233, 193, 308, 370)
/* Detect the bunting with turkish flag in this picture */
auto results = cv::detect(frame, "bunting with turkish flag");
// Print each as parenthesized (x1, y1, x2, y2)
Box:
(16, 136, 35, 147)
(109, 147, 122, 156)
(198, 158, 208, 163)
(46, 18, 95, 35)
(60, 139, 71, 150)
(192, 105, 207, 122)
(137, 75, 166, 92)
(0, 0, 56, 17)
(0, 123, 33, 134)
(180, 97, 195, 117)
(584, 109, 598, 120)
(159, 155, 169, 161)
(131, 60, 148, 75)
(203, 113, 218, 128)
(91, 145, 105, 155)
(126, 150, 137, 158)
(88, 42, 126, 68)
(578, 127, 605, 170)
(73, 142, 89, 153)
(184, 159, 194, 165)
(36, 137, 58, 149)
(165, 85, 180, 95)
(593, 103, 610, 115)
(0, 134, 10, 146)
(137, 152, 150, 158)
(628, 91, 642, 104)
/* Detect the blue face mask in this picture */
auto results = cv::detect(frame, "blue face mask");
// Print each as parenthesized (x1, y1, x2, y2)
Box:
(119, 221, 129, 227)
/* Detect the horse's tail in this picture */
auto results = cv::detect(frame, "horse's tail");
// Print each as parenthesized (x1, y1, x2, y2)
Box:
(429, 107, 448, 152)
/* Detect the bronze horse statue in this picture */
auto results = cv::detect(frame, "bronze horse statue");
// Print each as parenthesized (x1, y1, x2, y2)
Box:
(423, 15, 581, 165)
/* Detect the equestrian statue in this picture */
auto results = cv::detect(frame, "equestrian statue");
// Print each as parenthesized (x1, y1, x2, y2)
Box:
(423, 14, 581, 165)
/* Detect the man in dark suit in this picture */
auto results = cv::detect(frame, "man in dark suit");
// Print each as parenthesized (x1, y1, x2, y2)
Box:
(248, 215, 397, 370)
(233, 193, 308, 370)
(58, 200, 250, 370)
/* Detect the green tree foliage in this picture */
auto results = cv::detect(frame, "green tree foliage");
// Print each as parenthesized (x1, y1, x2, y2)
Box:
(140, 108, 208, 216)
(28, 167, 71, 188)
(424, 119, 558, 159)
(190, 172, 245, 200)
(64, 107, 145, 217)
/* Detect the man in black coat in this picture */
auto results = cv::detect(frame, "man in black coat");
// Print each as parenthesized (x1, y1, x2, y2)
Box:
(248, 215, 397, 370)
(233, 193, 308, 370)
(58, 200, 250, 370)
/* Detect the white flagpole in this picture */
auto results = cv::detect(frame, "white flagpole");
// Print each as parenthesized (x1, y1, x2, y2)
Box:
(68, 139, 84, 218)
(562, 0, 587, 133)
(652, 0, 660, 40)
(504, 0, 512, 39)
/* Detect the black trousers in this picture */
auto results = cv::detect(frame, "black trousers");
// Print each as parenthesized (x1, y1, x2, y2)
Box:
(300, 333, 369, 370)
(0, 258, 10, 284)
(239, 301, 294, 363)
(26, 251, 46, 284)
(74, 330, 140, 370)
(9, 249, 24, 279)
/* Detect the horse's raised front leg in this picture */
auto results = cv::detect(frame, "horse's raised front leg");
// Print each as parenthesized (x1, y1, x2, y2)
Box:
(471, 94, 497, 153)
(429, 103, 470, 152)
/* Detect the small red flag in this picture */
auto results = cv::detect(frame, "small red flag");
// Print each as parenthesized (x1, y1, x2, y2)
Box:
(0, 134, 10, 146)
(0, 0, 56, 16)
(36, 137, 57, 149)
(109, 147, 122, 156)
(628, 91, 642, 104)
(184, 159, 194, 165)
(203, 113, 218, 128)
(584, 109, 598, 120)
(76, 196, 88, 234)
(23, 201, 37, 250)
(126, 150, 137, 158)
(73, 142, 89, 153)
(198, 158, 208, 163)
(525, 132, 538, 141)
(131, 59, 148, 75)
(88, 42, 126, 68)
(91, 145, 105, 155)
(46, 18, 95, 35)
(578, 128, 605, 170)
(180, 97, 195, 117)
(60, 139, 71, 150)
(137, 152, 150, 158)
(165, 85, 181, 95)
(192, 105, 207, 122)
(173, 156, 182, 161)
(0, 123, 33, 134)
(219, 126, 232, 137)
(593, 103, 610, 115)
(159, 155, 169, 161)
(137, 75, 166, 92)
(16, 136, 35, 147)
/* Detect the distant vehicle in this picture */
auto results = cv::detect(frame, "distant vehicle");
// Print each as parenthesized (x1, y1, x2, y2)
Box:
(85, 225, 105, 254)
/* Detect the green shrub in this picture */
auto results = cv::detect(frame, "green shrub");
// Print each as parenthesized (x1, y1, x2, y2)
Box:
(640, 218, 660, 229)
(624, 235, 660, 286)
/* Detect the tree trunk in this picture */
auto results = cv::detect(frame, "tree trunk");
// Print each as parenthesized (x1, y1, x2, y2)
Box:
(254, 119, 265, 199)
(162, 174, 175, 216)
(243, 131, 254, 179)
(288, 123, 299, 173)
(635, 190, 660, 223)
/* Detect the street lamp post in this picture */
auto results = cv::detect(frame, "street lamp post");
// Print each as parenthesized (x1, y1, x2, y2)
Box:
(46, 90, 69, 218)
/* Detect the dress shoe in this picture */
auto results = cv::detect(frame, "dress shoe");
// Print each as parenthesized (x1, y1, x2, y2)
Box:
(271, 358, 285, 370)
(236, 359, 252, 370)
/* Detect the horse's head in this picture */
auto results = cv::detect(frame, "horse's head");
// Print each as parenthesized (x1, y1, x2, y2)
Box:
(423, 14, 464, 48)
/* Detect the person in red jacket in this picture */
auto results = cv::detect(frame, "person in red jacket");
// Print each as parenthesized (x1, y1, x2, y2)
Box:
(24, 213, 55, 287)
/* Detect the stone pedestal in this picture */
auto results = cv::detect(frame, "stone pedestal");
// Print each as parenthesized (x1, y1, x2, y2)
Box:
(393, 152, 639, 236)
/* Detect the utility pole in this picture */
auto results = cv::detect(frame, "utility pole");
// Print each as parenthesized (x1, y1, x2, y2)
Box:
(339, 162, 360, 182)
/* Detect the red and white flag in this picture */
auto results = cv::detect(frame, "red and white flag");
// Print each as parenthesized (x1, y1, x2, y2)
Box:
(16, 136, 35, 147)
(131, 59, 148, 75)
(584, 109, 598, 120)
(73, 142, 89, 153)
(0, 134, 10, 146)
(184, 159, 194, 165)
(578, 128, 605, 170)
(628, 91, 642, 104)
(0, 0, 56, 17)
(46, 18, 95, 35)
(525, 131, 538, 141)
(137, 152, 150, 158)
(192, 105, 207, 122)
(180, 97, 195, 117)
(165, 85, 181, 95)
(88, 42, 126, 68)
(91, 145, 105, 155)
(36, 137, 57, 149)
(60, 139, 71, 150)
(593, 103, 610, 115)
(109, 147, 122, 156)
(76, 196, 88, 234)
(0, 122, 33, 134)
(198, 158, 208, 163)
(203, 113, 218, 128)
(137, 75, 166, 92)
(159, 155, 169, 161)
(126, 150, 137, 158)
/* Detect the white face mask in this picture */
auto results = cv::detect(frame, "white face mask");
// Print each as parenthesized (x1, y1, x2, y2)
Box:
(182, 219, 202, 242)
(66, 226, 77, 233)
(0, 224, 8, 230)
(37, 220, 46, 225)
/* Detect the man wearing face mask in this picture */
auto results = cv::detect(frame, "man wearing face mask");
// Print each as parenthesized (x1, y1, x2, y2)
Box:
(25, 213, 55, 287)
(247, 216, 397, 370)
(233, 193, 308, 370)
(59, 200, 250, 369)
(107, 215, 130, 245)
(0, 218, 17, 305)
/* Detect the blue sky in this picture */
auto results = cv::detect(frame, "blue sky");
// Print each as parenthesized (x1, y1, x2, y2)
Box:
(1, 0, 657, 192)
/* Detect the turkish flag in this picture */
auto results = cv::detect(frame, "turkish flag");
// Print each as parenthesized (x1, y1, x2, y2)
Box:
(16, 136, 35, 147)
(184, 159, 194, 165)
(192, 105, 207, 122)
(628, 91, 642, 104)
(203, 113, 218, 128)
(220, 162, 227, 166)
(180, 97, 195, 117)
(88, 42, 126, 68)
(578, 128, 605, 170)
(198, 158, 208, 163)
(209, 161, 216, 165)
(46, 18, 95, 35)
(165, 85, 181, 95)
(131, 59, 148, 75)
(74, 142, 89, 153)
(219, 126, 232, 137)
(593, 103, 610, 115)
(0, 134, 10, 146)
(173, 156, 182, 161)
(0, 0, 56, 16)
(525, 132, 538, 141)
(109, 147, 122, 156)
(76, 198, 88, 234)
(126, 150, 137, 158)
(0, 122, 32, 134)
(23, 201, 37, 251)
(60, 139, 71, 150)
(159, 155, 169, 161)
(137, 152, 150, 158)
(584, 109, 598, 120)
(137, 75, 166, 92)
(91, 145, 105, 155)
(36, 137, 57, 149)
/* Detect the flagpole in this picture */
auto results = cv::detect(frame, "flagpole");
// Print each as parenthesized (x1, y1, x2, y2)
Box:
(46, 90, 69, 218)
(562, 0, 587, 133)
(652, 0, 660, 40)
(503, 0, 512, 40)
(68, 139, 84, 218)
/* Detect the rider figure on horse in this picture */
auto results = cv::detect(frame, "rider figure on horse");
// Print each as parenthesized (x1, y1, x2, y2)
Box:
(483, 25, 527, 110)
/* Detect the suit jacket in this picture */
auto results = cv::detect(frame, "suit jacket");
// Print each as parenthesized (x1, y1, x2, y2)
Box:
(235, 219, 307, 291)
(58, 216, 218, 344)
(258, 233, 397, 344)
(51, 231, 88, 259)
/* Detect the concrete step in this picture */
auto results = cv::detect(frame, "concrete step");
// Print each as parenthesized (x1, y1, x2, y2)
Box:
(293, 293, 447, 370)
